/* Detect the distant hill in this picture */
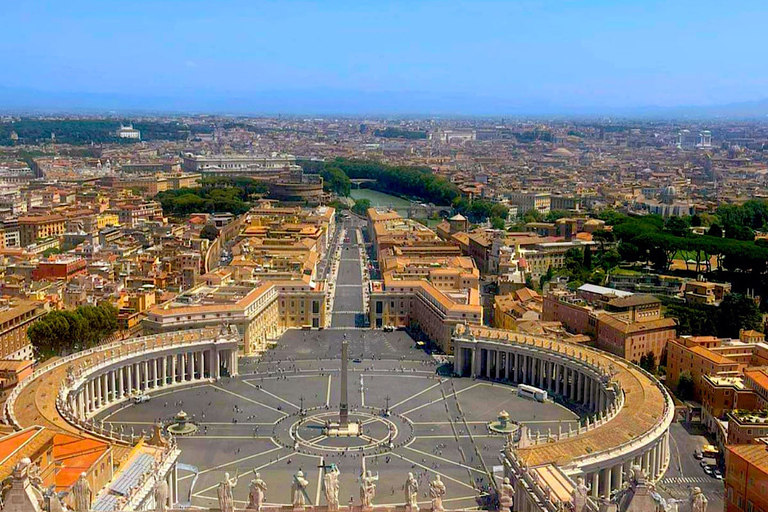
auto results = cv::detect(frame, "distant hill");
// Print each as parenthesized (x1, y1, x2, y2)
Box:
(2, 85, 768, 119)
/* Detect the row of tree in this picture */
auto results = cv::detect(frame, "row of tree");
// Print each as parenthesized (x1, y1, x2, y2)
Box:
(27, 304, 118, 361)
(300, 158, 461, 206)
(0, 119, 213, 145)
(605, 212, 768, 274)
(156, 177, 268, 216)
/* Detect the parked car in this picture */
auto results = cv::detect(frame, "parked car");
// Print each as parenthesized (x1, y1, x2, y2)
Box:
(712, 469, 723, 480)
(693, 450, 702, 460)
(132, 392, 150, 404)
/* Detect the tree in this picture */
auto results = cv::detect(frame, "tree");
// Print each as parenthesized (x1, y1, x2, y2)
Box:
(28, 303, 118, 361)
(676, 371, 695, 401)
(583, 246, 593, 270)
(200, 224, 219, 241)
(593, 229, 615, 251)
(639, 352, 657, 373)
(708, 223, 722, 238)
(320, 167, 351, 197)
(522, 209, 543, 223)
(690, 214, 702, 227)
(491, 217, 506, 230)
(718, 294, 763, 338)
(352, 198, 371, 216)
(664, 216, 690, 237)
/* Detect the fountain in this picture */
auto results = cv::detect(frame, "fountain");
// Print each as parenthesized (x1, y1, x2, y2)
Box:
(166, 410, 198, 436)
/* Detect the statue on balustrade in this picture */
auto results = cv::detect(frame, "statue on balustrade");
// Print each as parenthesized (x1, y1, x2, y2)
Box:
(217, 471, 239, 512)
(689, 487, 708, 512)
(247, 471, 268, 511)
(500, 477, 515, 512)
(360, 470, 378, 509)
(571, 476, 591, 512)
(291, 470, 310, 509)
(429, 475, 446, 512)
(72, 473, 92, 512)
(323, 465, 340, 511)
(405, 472, 419, 511)
(153, 475, 169, 512)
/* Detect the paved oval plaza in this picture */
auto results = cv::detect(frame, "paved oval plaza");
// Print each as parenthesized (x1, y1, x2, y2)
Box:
(97, 329, 580, 510)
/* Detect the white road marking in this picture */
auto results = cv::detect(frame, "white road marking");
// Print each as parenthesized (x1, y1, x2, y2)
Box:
(242, 379, 300, 409)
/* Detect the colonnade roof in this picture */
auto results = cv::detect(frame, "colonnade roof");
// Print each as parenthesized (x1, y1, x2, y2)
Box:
(9, 330, 226, 467)
(456, 325, 668, 467)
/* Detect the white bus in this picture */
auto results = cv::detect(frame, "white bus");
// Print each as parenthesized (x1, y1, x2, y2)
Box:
(517, 384, 547, 402)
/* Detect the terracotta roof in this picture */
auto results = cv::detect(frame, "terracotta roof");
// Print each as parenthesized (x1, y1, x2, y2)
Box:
(744, 368, 768, 393)
(461, 326, 669, 467)
(727, 443, 768, 471)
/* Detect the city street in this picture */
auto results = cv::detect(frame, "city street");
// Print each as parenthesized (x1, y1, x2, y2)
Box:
(658, 420, 724, 510)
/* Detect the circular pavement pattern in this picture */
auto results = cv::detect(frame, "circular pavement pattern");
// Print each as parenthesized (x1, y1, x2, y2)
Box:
(97, 330, 581, 510)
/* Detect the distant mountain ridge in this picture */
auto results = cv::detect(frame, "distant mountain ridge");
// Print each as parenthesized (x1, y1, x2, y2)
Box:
(2, 85, 768, 119)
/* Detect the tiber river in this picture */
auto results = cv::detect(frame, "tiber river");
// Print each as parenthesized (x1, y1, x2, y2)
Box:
(350, 188, 412, 217)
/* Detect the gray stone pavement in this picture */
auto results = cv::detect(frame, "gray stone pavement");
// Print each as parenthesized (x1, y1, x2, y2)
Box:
(98, 327, 578, 510)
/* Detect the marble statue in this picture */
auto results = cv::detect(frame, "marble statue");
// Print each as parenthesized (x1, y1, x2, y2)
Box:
(248, 471, 268, 511)
(429, 475, 446, 512)
(572, 476, 591, 512)
(324, 465, 341, 511)
(405, 472, 419, 510)
(217, 471, 239, 512)
(153, 476, 169, 512)
(72, 473, 92, 512)
(500, 477, 515, 512)
(689, 487, 708, 512)
(292, 470, 310, 509)
(360, 470, 379, 509)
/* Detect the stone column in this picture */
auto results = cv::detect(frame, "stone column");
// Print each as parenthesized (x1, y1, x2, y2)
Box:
(199, 351, 204, 379)
(127, 364, 133, 393)
(470, 347, 477, 378)
(171, 353, 177, 383)
(591, 472, 599, 498)
(611, 464, 622, 492)
(118, 367, 124, 398)
(161, 355, 167, 385)
(601, 468, 611, 498)
(95, 375, 102, 409)
(485, 349, 491, 379)
(109, 370, 116, 403)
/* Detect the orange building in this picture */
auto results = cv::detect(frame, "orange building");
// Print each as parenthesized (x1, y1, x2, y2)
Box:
(32, 257, 88, 281)
(725, 441, 768, 512)
(666, 337, 741, 401)
(18, 215, 66, 246)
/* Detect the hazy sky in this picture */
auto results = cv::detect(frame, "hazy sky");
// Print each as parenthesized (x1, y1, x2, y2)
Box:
(2, 0, 767, 110)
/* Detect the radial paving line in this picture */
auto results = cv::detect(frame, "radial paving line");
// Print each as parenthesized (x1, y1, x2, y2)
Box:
(390, 380, 444, 409)
(242, 380, 300, 409)
(401, 382, 483, 415)
(179, 445, 283, 481)
(212, 384, 287, 415)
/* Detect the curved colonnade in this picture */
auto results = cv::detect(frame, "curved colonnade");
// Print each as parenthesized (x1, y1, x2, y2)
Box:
(452, 325, 675, 508)
(4, 327, 239, 445)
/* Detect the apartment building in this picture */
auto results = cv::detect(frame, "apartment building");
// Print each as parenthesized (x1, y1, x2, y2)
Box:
(0, 300, 48, 360)
(143, 278, 327, 355)
(507, 191, 551, 215)
(367, 208, 482, 353)
(18, 215, 66, 246)
(493, 288, 542, 330)
(542, 287, 676, 362)
(725, 440, 768, 512)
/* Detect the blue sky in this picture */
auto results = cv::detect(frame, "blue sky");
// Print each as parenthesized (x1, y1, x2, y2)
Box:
(2, 0, 767, 112)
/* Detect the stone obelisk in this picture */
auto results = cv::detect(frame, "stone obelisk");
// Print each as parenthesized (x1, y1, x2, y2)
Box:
(339, 336, 349, 428)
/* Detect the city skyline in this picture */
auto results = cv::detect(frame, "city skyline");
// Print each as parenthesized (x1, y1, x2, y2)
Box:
(3, 0, 768, 116)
